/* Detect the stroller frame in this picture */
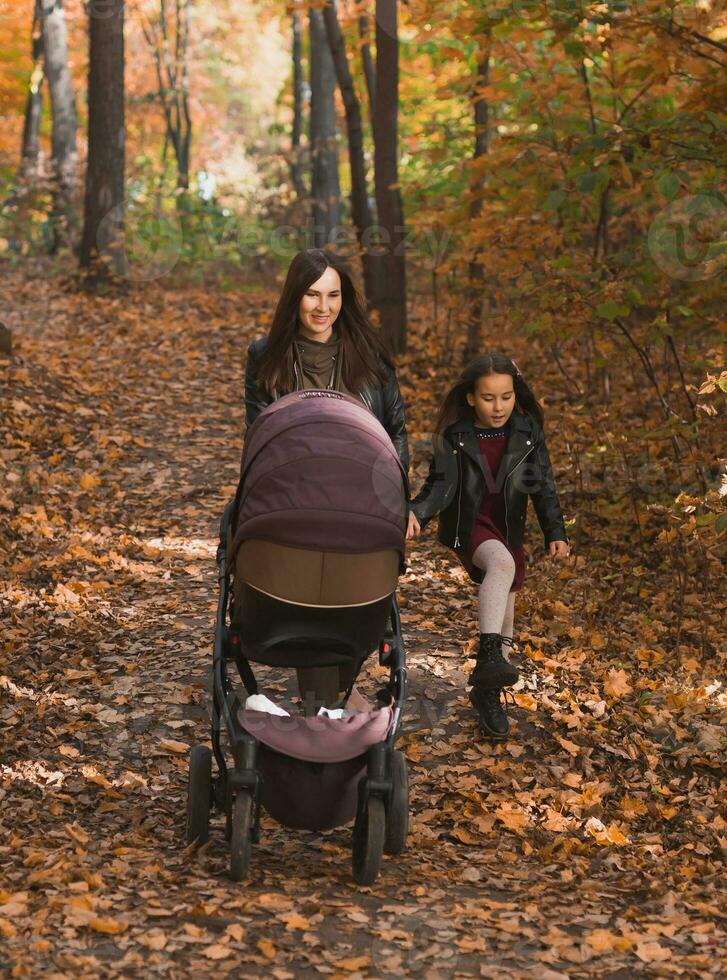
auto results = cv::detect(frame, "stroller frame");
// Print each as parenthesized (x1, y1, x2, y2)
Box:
(185, 503, 409, 884)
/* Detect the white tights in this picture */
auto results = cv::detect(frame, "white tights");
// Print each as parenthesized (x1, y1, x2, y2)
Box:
(471, 540, 516, 637)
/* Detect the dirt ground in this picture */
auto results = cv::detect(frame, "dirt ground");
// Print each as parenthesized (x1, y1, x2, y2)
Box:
(1, 271, 724, 977)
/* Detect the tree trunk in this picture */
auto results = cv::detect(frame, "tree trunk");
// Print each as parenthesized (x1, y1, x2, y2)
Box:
(309, 8, 342, 247)
(322, 0, 381, 308)
(141, 0, 192, 193)
(19, 0, 44, 180)
(373, 0, 407, 354)
(40, 0, 78, 248)
(290, 9, 307, 200)
(79, 0, 125, 277)
(359, 11, 376, 123)
(175, 0, 192, 192)
(465, 30, 491, 361)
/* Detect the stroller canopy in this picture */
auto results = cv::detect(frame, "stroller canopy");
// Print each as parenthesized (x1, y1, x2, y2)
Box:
(234, 390, 407, 555)
(231, 390, 407, 609)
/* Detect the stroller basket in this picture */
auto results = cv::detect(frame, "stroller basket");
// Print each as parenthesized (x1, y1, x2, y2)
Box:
(239, 706, 394, 831)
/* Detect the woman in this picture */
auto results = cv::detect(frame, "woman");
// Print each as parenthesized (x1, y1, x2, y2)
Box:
(244, 248, 410, 712)
(245, 248, 409, 472)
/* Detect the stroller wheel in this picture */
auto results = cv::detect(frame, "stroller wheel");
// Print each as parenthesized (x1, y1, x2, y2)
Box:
(186, 745, 212, 846)
(229, 790, 253, 882)
(352, 793, 386, 886)
(384, 750, 409, 855)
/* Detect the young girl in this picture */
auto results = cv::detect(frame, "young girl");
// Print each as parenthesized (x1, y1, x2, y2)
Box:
(407, 354, 569, 738)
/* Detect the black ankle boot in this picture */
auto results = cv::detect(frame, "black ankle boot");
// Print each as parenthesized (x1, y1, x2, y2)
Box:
(469, 633, 519, 689)
(469, 686, 509, 738)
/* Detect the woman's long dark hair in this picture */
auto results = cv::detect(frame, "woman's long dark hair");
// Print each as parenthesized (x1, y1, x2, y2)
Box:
(437, 353, 545, 433)
(255, 249, 391, 396)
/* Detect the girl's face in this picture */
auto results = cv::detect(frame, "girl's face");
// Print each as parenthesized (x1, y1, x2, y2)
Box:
(466, 372, 516, 428)
(298, 267, 343, 342)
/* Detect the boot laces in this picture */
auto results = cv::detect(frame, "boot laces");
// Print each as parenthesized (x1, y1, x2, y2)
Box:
(499, 635, 535, 680)
(499, 635, 517, 655)
(502, 689, 516, 715)
(481, 688, 512, 717)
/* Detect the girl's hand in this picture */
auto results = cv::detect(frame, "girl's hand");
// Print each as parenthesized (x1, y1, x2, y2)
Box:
(549, 540, 570, 559)
(406, 512, 421, 540)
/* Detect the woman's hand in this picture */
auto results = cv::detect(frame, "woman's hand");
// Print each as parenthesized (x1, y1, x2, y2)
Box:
(549, 540, 570, 559)
(406, 512, 421, 540)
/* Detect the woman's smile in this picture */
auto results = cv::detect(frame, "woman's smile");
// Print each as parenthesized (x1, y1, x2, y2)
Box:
(297, 267, 344, 342)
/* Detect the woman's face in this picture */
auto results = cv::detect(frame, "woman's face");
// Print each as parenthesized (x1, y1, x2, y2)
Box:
(297, 267, 343, 342)
(466, 372, 516, 428)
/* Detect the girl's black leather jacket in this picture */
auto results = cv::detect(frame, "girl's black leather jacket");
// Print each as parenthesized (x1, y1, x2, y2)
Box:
(411, 411, 567, 553)
(244, 337, 410, 472)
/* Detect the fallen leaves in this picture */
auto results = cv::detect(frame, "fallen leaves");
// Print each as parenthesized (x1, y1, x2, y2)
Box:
(635, 940, 673, 962)
(202, 943, 233, 960)
(554, 735, 581, 756)
(81, 765, 113, 789)
(79, 472, 101, 491)
(585, 929, 634, 953)
(334, 955, 370, 971)
(158, 738, 189, 755)
(138, 930, 167, 950)
(495, 804, 529, 833)
(604, 668, 633, 698)
(0, 273, 723, 979)
(257, 939, 276, 959)
(88, 917, 128, 935)
(278, 912, 311, 931)
(585, 817, 631, 847)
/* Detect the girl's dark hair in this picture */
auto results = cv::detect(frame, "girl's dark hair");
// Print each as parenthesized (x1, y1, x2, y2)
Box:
(255, 249, 391, 395)
(436, 353, 545, 433)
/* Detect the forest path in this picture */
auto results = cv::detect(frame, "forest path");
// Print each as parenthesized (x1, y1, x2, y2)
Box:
(0, 271, 724, 978)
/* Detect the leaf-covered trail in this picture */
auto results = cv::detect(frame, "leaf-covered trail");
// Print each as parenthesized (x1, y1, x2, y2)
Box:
(1, 273, 724, 977)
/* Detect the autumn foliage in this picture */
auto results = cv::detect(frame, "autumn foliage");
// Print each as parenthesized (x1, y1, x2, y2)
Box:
(1, 0, 726, 974)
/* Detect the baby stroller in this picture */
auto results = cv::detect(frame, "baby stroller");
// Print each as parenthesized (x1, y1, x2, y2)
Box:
(185, 390, 409, 884)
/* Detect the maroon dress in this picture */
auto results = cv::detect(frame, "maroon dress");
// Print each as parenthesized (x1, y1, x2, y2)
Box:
(460, 424, 526, 593)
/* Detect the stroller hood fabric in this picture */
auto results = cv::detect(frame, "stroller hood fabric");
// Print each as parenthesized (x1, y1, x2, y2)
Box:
(233, 390, 407, 558)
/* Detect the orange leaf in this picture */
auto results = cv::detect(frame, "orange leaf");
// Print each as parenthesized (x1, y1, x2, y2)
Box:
(604, 668, 633, 698)
(279, 912, 310, 931)
(159, 738, 188, 754)
(635, 941, 672, 962)
(203, 944, 232, 960)
(494, 805, 528, 833)
(88, 917, 128, 935)
(79, 472, 101, 491)
(335, 956, 371, 970)
(257, 939, 276, 959)
(585, 818, 630, 846)
(586, 929, 634, 953)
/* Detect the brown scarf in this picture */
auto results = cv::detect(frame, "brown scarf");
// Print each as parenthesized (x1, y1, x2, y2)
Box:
(293, 332, 352, 395)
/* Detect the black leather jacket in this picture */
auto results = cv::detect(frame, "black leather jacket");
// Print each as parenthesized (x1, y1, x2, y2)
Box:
(244, 337, 410, 472)
(411, 411, 567, 554)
